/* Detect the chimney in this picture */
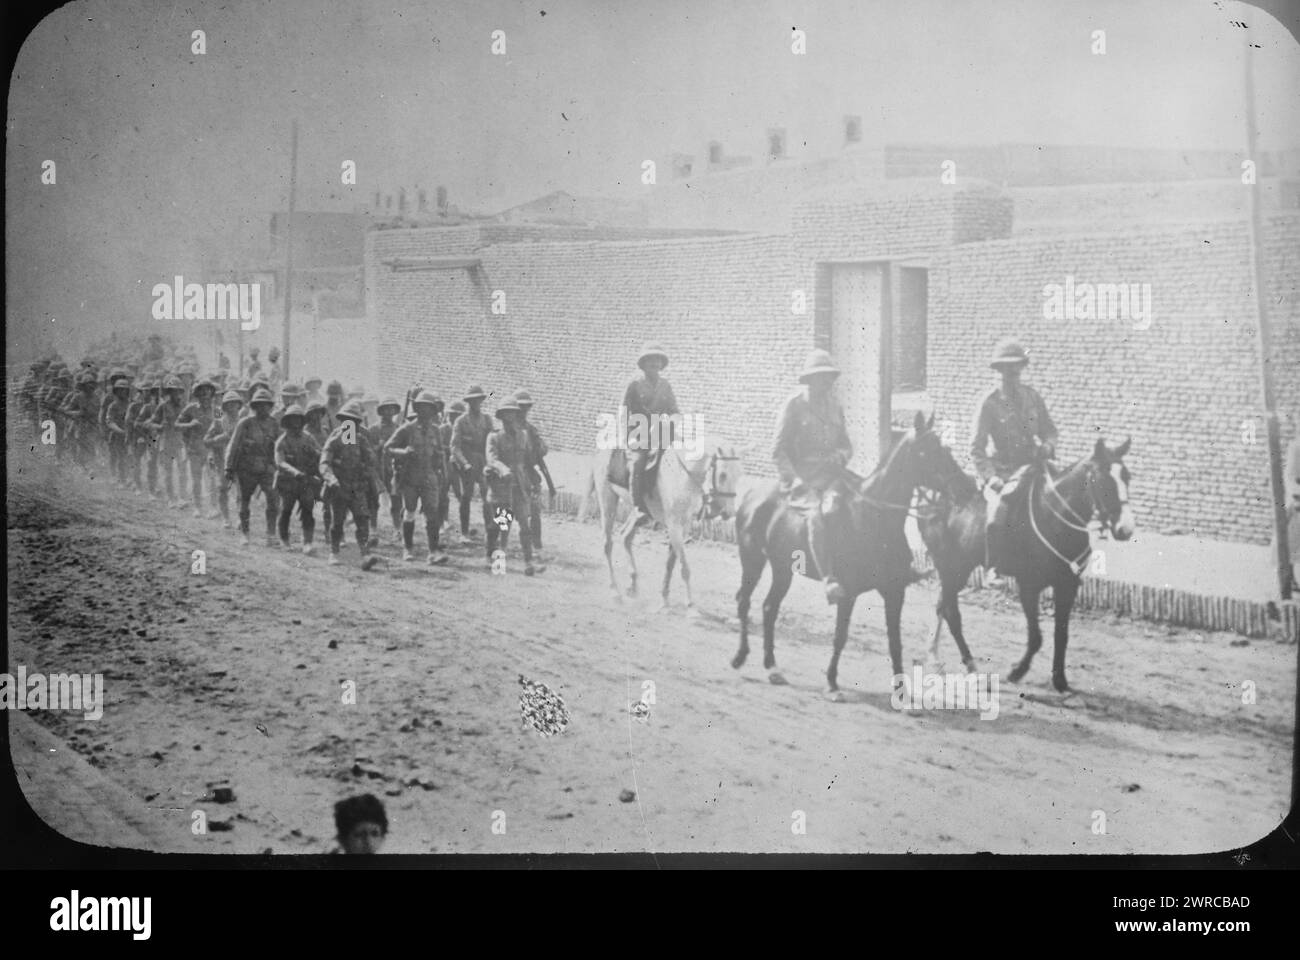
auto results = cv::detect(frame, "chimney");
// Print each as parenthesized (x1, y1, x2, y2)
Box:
(766, 128, 787, 161)
(844, 115, 863, 146)
(385, 193, 393, 211)
(436, 185, 448, 213)
(707, 141, 724, 167)
(397, 186, 408, 216)
(417, 188, 428, 213)
(372, 190, 382, 211)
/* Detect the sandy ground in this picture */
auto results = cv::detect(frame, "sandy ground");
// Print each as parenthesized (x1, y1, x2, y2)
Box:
(6, 440, 1294, 856)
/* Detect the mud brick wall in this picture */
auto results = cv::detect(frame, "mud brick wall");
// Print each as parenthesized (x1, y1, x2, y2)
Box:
(926, 213, 1300, 544)
(371, 229, 810, 468)
(792, 179, 1013, 261)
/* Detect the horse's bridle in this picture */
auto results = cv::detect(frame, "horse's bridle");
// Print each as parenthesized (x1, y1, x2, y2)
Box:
(697, 450, 741, 517)
(1031, 459, 1127, 577)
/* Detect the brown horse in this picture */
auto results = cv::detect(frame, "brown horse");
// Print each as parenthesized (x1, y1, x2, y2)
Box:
(918, 437, 1135, 692)
(731, 411, 965, 697)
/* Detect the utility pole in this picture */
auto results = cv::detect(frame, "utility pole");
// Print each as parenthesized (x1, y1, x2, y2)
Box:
(282, 119, 298, 378)
(1242, 42, 1293, 600)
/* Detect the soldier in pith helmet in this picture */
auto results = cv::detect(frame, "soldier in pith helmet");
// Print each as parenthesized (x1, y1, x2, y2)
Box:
(305, 399, 333, 536)
(385, 390, 450, 565)
(370, 396, 404, 540)
(484, 397, 543, 576)
(971, 338, 1058, 582)
(149, 374, 188, 507)
(135, 377, 163, 496)
(103, 376, 134, 486)
(175, 378, 217, 517)
(450, 384, 492, 544)
(225, 387, 280, 547)
(441, 399, 467, 539)
(623, 343, 679, 529)
(319, 400, 379, 569)
(274, 404, 321, 554)
(205, 390, 244, 526)
(513, 390, 556, 559)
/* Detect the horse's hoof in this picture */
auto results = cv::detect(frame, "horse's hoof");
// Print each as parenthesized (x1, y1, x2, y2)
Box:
(1006, 665, 1026, 683)
(924, 659, 945, 675)
(768, 671, 789, 686)
(824, 687, 843, 702)
(963, 658, 978, 674)
(730, 652, 747, 670)
(1052, 675, 1070, 693)
(625, 587, 638, 599)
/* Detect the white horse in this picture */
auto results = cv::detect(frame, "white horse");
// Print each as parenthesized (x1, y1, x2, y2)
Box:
(581, 437, 745, 611)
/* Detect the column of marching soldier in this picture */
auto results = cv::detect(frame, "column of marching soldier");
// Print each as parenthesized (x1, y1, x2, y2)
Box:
(15, 354, 558, 577)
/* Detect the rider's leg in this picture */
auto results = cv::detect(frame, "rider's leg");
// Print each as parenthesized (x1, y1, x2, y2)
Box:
(629, 450, 650, 526)
(809, 488, 845, 604)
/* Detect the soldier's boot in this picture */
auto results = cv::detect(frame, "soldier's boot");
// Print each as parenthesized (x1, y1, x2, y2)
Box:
(358, 519, 378, 571)
(808, 509, 846, 605)
(301, 517, 316, 556)
(426, 521, 448, 565)
(240, 518, 252, 547)
(459, 493, 476, 544)
(328, 550, 342, 566)
(985, 499, 1012, 587)
(402, 521, 417, 562)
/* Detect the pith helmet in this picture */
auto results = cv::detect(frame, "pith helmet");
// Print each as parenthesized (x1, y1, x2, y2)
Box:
(306, 400, 328, 417)
(377, 396, 401, 415)
(335, 399, 365, 422)
(112, 377, 132, 392)
(192, 378, 216, 393)
(798, 349, 840, 383)
(249, 387, 275, 406)
(76, 370, 97, 387)
(448, 400, 467, 415)
(280, 381, 304, 397)
(250, 377, 271, 394)
(494, 398, 521, 418)
(268, 346, 280, 362)
(162, 375, 184, 391)
(326, 380, 345, 398)
(463, 384, 487, 401)
(412, 390, 443, 409)
(513, 390, 534, 408)
(989, 338, 1029, 368)
(280, 404, 306, 426)
(637, 343, 668, 370)
(221, 390, 243, 406)
(304, 374, 323, 389)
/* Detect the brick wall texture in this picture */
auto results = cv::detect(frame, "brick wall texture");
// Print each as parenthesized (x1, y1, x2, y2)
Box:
(368, 193, 1299, 545)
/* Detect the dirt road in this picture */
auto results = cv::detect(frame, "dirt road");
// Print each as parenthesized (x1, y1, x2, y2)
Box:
(7, 444, 1293, 855)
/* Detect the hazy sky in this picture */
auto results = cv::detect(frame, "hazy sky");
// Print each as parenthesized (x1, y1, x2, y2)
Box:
(6, 0, 1299, 358)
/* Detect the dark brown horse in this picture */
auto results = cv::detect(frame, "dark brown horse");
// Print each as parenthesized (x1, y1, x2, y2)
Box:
(731, 411, 965, 697)
(918, 437, 1135, 692)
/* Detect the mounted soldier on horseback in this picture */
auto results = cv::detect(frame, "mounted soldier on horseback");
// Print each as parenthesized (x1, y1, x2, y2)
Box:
(972, 338, 1058, 583)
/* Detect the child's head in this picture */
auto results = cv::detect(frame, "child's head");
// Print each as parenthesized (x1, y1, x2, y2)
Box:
(334, 794, 388, 854)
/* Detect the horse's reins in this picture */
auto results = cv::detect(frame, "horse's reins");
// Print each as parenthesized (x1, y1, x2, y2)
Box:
(1028, 460, 1125, 578)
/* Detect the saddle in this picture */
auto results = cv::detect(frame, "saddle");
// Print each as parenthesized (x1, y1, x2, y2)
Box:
(987, 464, 1039, 576)
(606, 448, 663, 489)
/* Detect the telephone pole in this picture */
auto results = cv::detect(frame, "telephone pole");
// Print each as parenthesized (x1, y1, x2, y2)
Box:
(281, 120, 298, 377)
(1242, 43, 1293, 600)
